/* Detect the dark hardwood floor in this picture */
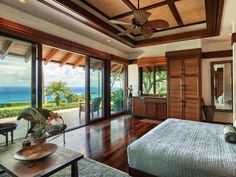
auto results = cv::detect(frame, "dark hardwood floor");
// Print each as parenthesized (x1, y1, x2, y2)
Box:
(51, 115, 159, 173)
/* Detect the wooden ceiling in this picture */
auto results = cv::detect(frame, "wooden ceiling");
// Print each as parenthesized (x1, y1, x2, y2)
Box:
(33, 0, 225, 47)
(0, 37, 124, 71)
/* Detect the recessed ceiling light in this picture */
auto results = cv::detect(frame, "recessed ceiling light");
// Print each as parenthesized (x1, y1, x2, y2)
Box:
(19, 0, 27, 3)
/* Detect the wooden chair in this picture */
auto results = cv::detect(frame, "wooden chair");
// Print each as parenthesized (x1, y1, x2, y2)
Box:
(79, 97, 102, 119)
(202, 98, 216, 123)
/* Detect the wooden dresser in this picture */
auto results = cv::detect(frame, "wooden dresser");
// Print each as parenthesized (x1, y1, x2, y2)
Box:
(166, 49, 202, 121)
(132, 97, 167, 121)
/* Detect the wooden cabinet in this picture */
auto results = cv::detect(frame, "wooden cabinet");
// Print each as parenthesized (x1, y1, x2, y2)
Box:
(132, 98, 145, 117)
(132, 97, 167, 120)
(166, 49, 201, 121)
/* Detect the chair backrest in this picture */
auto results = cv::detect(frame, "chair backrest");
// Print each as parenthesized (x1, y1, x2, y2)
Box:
(90, 97, 102, 113)
(202, 98, 216, 122)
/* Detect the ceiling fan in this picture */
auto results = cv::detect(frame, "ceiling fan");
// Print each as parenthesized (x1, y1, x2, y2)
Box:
(110, 0, 169, 39)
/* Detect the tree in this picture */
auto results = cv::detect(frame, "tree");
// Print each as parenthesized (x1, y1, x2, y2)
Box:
(46, 82, 71, 106)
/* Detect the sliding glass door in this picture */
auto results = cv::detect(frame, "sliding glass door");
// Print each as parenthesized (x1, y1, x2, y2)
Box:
(89, 58, 104, 121)
(0, 35, 34, 142)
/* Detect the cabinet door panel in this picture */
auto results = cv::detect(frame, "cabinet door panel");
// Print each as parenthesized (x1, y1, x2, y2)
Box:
(184, 58, 199, 75)
(169, 78, 182, 99)
(183, 77, 199, 99)
(168, 99, 182, 118)
(184, 100, 200, 121)
(133, 98, 145, 116)
(168, 60, 182, 77)
(146, 102, 155, 118)
(157, 103, 167, 120)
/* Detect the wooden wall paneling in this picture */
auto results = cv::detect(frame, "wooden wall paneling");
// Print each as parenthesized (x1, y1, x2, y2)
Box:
(202, 50, 232, 59)
(136, 30, 207, 47)
(205, 0, 225, 36)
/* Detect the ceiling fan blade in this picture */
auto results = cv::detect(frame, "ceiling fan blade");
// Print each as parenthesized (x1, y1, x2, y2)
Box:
(117, 28, 134, 36)
(134, 10, 151, 24)
(147, 19, 169, 29)
(109, 20, 132, 25)
(141, 26, 153, 38)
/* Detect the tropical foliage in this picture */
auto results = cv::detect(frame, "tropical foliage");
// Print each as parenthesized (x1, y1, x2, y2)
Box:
(111, 89, 124, 112)
(46, 81, 71, 106)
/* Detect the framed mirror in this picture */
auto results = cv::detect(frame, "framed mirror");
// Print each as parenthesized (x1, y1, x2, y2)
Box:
(211, 60, 232, 112)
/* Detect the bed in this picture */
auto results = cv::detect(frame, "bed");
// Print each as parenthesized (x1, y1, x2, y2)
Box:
(128, 118, 236, 177)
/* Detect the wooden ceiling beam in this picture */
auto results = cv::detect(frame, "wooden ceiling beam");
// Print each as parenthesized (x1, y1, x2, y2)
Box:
(205, 0, 225, 36)
(73, 56, 85, 69)
(0, 41, 14, 59)
(112, 0, 180, 20)
(24, 48, 32, 63)
(166, 0, 183, 26)
(39, 0, 135, 47)
(122, 0, 137, 11)
(60, 52, 73, 67)
(111, 64, 122, 72)
(135, 29, 207, 47)
(44, 49, 58, 65)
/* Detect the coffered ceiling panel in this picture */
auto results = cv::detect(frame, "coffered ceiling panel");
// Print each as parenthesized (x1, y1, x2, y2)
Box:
(148, 5, 178, 29)
(85, 0, 131, 17)
(129, 0, 165, 8)
(175, 0, 206, 25)
(36, 0, 224, 47)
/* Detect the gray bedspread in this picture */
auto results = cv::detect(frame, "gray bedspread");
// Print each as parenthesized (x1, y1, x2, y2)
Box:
(127, 118, 236, 177)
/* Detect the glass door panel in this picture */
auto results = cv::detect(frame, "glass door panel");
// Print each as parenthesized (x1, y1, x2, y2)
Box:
(89, 58, 104, 120)
(0, 35, 33, 143)
(42, 46, 87, 129)
(110, 62, 125, 114)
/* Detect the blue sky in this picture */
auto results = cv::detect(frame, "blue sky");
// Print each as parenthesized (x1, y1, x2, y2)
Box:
(0, 56, 123, 88)
(0, 56, 85, 87)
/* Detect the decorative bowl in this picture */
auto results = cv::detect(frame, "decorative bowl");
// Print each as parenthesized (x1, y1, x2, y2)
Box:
(14, 143, 58, 161)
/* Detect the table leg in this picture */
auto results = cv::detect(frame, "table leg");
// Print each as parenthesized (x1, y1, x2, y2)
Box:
(71, 161, 78, 177)
(11, 130, 14, 143)
(5, 132, 8, 146)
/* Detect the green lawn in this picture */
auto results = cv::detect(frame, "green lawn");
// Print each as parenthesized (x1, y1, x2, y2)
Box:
(0, 102, 80, 119)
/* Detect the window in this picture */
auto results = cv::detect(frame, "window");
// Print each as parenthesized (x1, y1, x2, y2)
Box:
(141, 65, 167, 96)
(110, 62, 125, 114)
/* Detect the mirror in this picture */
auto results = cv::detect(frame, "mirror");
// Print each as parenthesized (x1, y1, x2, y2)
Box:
(211, 60, 232, 112)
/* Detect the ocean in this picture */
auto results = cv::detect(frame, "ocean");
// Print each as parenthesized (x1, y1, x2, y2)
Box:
(0, 87, 86, 103)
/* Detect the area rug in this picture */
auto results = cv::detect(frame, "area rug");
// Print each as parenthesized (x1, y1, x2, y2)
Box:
(0, 158, 130, 177)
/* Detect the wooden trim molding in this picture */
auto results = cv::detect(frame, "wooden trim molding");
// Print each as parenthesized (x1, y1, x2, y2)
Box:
(205, 0, 225, 36)
(129, 59, 137, 64)
(166, 48, 202, 60)
(0, 18, 129, 61)
(202, 50, 232, 59)
(135, 30, 207, 47)
(111, 55, 130, 65)
(232, 33, 236, 44)
(137, 56, 166, 67)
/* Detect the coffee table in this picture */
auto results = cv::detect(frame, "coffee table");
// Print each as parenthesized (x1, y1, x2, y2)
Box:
(0, 143, 83, 177)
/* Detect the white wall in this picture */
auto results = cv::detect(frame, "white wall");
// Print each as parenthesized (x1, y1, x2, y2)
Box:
(233, 43, 236, 123)
(128, 64, 139, 96)
(202, 57, 233, 123)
